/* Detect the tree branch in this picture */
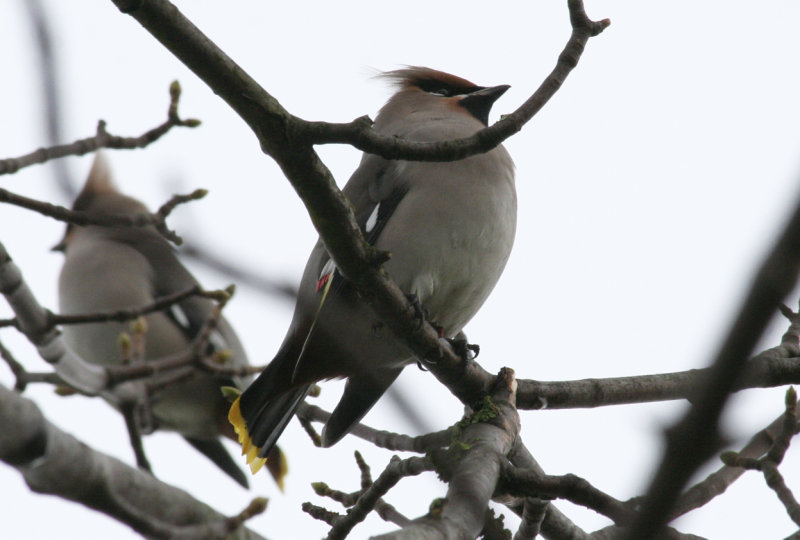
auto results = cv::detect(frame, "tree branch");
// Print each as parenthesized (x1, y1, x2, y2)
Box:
(323, 455, 432, 540)
(513, 498, 550, 540)
(670, 399, 800, 519)
(293, 1, 609, 161)
(719, 388, 800, 527)
(0, 241, 108, 393)
(372, 369, 521, 540)
(517, 354, 800, 410)
(0, 185, 206, 245)
(0, 284, 226, 330)
(0, 81, 199, 176)
(297, 402, 456, 452)
(0, 383, 264, 540)
(626, 182, 800, 539)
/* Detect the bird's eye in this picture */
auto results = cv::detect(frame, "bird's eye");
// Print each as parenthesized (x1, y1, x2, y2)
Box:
(428, 88, 451, 97)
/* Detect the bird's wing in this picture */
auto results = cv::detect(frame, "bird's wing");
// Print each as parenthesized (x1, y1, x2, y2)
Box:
(345, 154, 411, 246)
(231, 155, 415, 466)
(115, 230, 250, 385)
(308, 154, 410, 300)
(288, 155, 410, 379)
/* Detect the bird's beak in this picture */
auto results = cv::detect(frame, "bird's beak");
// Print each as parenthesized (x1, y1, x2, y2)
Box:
(51, 238, 67, 252)
(472, 84, 511, 102)
(52, 224, 75, 253)
(459, 84, 511, 126)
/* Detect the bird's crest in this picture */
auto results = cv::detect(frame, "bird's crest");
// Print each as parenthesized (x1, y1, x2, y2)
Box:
(70, 153, 149, 216)
(378, 66, 481, 95)
(82, 152, 118, 196)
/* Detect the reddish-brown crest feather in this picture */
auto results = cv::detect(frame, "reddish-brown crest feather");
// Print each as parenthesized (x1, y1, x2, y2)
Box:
(379, 66, 479, 93)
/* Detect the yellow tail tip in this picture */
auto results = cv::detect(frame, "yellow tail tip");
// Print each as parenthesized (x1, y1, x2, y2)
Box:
(228, 397, 267, 475)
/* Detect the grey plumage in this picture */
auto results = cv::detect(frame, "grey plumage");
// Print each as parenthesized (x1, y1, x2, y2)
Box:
(233, 67, 516, 468)
(57, 154, 251, 487)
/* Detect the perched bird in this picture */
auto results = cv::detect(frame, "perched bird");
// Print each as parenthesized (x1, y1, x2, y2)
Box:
(230, 67, 517, 474)
(55, 154, 264, 488)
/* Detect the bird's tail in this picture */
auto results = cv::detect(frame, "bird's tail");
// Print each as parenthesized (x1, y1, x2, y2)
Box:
(228, 359, 310, 475)
(230, 264, 340, 475)
(183, 436, 250, 488)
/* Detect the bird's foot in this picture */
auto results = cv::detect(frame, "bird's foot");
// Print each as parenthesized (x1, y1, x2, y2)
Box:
(406, 293, 430, 330)
(448, 331, 480, 361)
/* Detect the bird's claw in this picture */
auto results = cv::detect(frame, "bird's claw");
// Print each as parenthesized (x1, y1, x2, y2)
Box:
(406, 293, 429, 330)
(448, 333, 480, 361)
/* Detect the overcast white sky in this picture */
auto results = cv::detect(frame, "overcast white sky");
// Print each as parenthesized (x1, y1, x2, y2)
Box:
(3, 1, 800, 538)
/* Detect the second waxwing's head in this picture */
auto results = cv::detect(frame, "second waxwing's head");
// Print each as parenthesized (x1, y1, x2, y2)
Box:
(53, 153, 151, 252)
(375, 66, 510, 131)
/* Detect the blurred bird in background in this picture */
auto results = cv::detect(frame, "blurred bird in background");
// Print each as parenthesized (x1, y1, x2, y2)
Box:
(56, 154, 285, 488)
(230, 67, 517, 474)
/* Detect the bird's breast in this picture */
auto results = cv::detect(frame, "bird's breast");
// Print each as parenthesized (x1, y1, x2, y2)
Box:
(378, 153, 516, 336)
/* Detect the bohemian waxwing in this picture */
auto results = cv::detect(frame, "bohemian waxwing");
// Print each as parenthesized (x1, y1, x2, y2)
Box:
(55, 154, 266, 488)
(230, 67, 517, 474)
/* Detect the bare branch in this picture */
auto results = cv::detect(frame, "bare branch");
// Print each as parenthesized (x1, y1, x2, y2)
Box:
(308, 453, 413, 530)
(0, 241, 108, 393)
(292, 1, 610, 162)
(302, 502, 341, 526)
(0, 81, 199, 176)
(589, 527, 706, 540)
(296, 402, 455, 452)
(374, 369, 521, 540)
(0, 337, 63, 390)
(48, 285, 227, 326)
(671, 399, 800, 519)
(719, 388, 800, 527)
(326, 455, 433, 540)
(500, 466, 631, 524)
(507, 438, 590, 540)
(110, 2, 608, 165)
(153, 498, 268, 540)
(513, 498, 550, 540)
(120, 398, 153, 472)
(626, 182, 800, 539)
(517, 354, 800, 410)
(0, 383, 263, 540)
(0, 185, 205, 245)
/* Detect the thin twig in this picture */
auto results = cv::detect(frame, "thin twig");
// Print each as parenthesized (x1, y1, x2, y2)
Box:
(0, 338, 64, 391)
(121, 400, 152, 472)
(326, 456, 432, 540)
(671, 400, 800, 519)
(293, 2, 610, 162)
(719, 389, 800, 526)
(0, 186, 205, 245)
(297, 402, 455, 452)
(0, 81, 200, 176)
(49, 285, 227, 326)
(499, 465, 633, 525)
